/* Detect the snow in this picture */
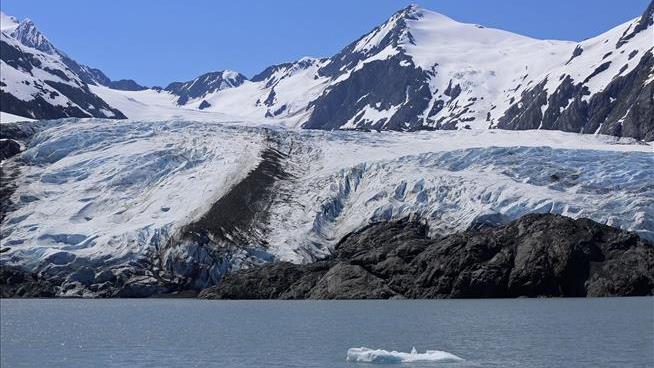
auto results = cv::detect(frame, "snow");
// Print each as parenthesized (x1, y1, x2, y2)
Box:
(545, 17, 653, 98)
(1, 5, 653, 289)
(0, 111, 35, 123)
(0, 11, 19, 33)
(89, 85, 243, 122)
(221, 70, 242, 82)
(10, 18, 57, 55)
(267, 130, 653, 261)
(0, 32, 106, 117)
(191, 59, 330, 126)
(1, 120, 651, 278)
(400, 7, 576, 129)
(342, 103, 401, 129)
(3, 6, 650, 132)
(0, 57, 73, 107)
(352, 7, 411, 53)
(88, 57, 331, 126)
(346, 347, 464, 363)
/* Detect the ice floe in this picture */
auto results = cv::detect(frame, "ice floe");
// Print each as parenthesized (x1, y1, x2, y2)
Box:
(346, 346, 464, 363)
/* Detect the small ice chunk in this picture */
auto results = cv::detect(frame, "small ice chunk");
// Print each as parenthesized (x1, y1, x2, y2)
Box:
(346, 346, 464, 363)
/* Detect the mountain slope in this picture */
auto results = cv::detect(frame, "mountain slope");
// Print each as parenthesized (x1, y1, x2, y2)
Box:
(496, 3, 654, 140)
(303, 6, 574, 131)
(175, 3, 652, 139)
(0, 33, 126, 119)
(1, 4, 651, 140)
(5, 15, 147, 92)
(0, 12, 150, 120)
(300, 4, 653, 140)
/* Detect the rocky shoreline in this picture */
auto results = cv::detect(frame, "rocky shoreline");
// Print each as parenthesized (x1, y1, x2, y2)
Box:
(200, 214, 654, 299)
(3, 213, 652, 298)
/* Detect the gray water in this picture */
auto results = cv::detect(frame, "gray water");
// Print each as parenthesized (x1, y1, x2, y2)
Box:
(1, 298, 652, 367)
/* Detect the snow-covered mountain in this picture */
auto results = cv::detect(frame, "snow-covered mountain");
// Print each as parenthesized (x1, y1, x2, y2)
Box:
(0, 12, 147, 120)
(164, 70, 247, 105)
(2, 3, 652, 139)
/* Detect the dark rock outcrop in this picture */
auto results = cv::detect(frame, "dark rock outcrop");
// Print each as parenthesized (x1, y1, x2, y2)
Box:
(1, 121, 45, 223)
(0, 266, 58, 298)
(497, 50, 654, 141)
(108, 79, 148, 91)
(165, 71, 247, 105)
(615, 0, 654, 48)
(0, 139, 21, 161)
(200, 214, 654, 299)
(303, 54, 434, 131)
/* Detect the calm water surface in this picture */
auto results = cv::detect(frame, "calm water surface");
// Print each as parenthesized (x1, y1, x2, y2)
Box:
(1, 298, 652, 367)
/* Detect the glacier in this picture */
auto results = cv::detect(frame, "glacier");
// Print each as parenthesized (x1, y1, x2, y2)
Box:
(0, 118, 652, 296)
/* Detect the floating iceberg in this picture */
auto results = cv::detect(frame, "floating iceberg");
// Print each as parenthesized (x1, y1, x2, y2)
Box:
(346, 347, 464, 364)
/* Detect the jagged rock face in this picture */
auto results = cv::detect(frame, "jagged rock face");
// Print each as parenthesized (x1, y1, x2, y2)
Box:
(252, 58, 326, 84)
(200, 214, 654, 299)
(304, 55, 433, 131)
(0, 266, 57, 298)
(303, 6, 436, 131)
(498, 42, 654, 141)
(75, 2, 643, 138)
(0, 13, 148, 119)
(4, 15, 146, 91)
(9, 18, 57, 55)
(60, 62, 147, 91)
(165, 71, 247, 105)
(616, 0, 654, 48)
(318, 6, 418, 79)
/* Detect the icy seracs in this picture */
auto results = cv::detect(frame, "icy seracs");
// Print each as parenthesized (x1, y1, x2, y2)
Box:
(0, 119, 652, 296)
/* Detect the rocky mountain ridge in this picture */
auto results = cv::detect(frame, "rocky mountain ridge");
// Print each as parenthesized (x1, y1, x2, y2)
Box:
(1, 3, 652, 139)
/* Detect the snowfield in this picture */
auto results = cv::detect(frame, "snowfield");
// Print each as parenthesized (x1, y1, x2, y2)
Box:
(0, 111, 35, 123)
(1, 119, 652, 295)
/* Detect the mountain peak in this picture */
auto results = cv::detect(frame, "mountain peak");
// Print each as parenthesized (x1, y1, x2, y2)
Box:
(349, 5, 419, 55)
(400, 3, 422, 17)
(21, 17, 35, 26)
(10, 17, 58, 55)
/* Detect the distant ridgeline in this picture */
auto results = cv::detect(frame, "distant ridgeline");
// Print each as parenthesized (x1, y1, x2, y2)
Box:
(1, 2, 653, 140)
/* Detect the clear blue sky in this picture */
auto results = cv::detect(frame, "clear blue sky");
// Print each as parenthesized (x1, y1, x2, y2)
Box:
(1, 0, 650, 87)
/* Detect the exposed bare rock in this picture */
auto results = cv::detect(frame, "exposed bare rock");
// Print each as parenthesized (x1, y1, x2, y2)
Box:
(200, 214, 654, 299)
